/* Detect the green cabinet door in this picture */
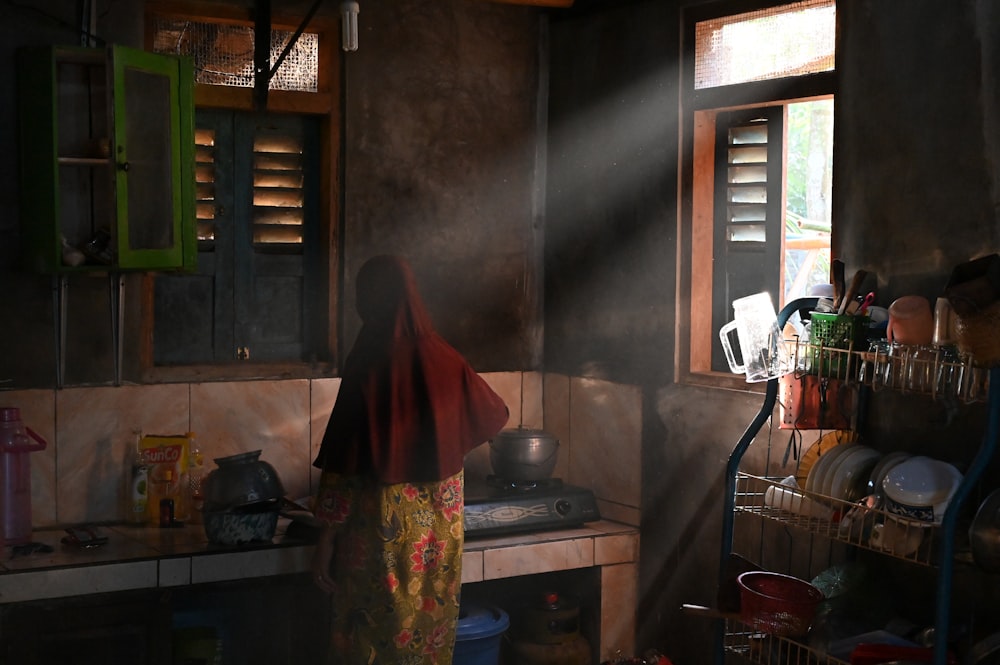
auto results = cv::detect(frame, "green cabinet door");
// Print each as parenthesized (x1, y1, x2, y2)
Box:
(18, 45, 195, 273)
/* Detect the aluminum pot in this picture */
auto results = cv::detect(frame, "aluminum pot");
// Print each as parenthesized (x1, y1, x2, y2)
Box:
(489, 428, 559, 481)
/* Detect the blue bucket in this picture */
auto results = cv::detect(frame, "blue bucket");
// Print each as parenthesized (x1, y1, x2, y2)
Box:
(454, 602, 509, 665)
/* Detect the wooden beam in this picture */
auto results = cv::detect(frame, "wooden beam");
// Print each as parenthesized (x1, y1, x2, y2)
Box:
(477, 0, 574, 6)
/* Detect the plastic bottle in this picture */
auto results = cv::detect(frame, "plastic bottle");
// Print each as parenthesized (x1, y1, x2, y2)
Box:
(0, 407, 48, 545)
(186, 432, 205, 524)
(124, 429, 149, 525)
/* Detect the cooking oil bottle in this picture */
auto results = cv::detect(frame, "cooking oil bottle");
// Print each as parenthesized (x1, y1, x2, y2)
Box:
(123, 429, 149, 525)
(186, 432, 205, 524)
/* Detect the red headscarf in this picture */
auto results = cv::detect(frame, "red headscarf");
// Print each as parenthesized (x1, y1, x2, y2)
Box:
(314, 255, 509, 484)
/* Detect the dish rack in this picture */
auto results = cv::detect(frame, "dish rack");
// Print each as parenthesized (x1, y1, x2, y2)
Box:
(715, 296, 1000, 665)
(786, 335, 990, 403)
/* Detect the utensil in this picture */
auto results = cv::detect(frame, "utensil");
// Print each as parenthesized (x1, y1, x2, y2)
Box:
(202, 450, 285, 513)
(857, 291, 876, 316)
(794, 430, 858, 488)
(869, 517, 924, 557)
(718, 292, 792, 382)
(887, 296, 934, 346)
(970, 488, 1000, 573)
(203, 506, 280, 545)
(882, 455, 962, 524)
(832, 259, 846, 311)
(838, 269, 868, 315)
(489, 428, 560, 481)
(827, 446, 880, 502)
(736, 571, 824, 636)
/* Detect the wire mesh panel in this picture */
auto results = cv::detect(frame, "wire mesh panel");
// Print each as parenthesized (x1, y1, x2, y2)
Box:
(151, 17, 319, 92)
(694, 0, 835, 90)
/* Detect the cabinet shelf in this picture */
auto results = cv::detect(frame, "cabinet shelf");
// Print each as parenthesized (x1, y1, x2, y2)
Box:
(57, 156, 112, 166)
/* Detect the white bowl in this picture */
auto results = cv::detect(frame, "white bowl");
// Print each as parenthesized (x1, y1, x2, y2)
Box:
(882, 456, 962, 524)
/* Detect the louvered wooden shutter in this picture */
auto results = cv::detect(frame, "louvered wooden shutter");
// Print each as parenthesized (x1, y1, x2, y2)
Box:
(710, 107, 784, 372)
(154, 110, 320, 364)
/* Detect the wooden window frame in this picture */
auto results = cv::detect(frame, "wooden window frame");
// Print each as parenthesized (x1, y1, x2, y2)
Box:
(677, 0, 837, 390)
(138, 1, 342, 383)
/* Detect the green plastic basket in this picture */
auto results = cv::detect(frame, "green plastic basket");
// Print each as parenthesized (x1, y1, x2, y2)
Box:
(808, 313, 869, 376)
(810, 313, 869, 349)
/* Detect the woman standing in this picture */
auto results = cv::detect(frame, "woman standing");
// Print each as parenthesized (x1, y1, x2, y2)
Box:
(311, 255, 509, 665)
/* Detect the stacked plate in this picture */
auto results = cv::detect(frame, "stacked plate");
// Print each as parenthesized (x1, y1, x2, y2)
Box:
(805, 443, 881, 503)
(867, 451, 911, 503)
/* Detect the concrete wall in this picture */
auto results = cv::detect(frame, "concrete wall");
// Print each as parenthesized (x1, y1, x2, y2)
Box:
(0, 0, 545, 387)
(543, 0, 1000, 662)
(3, 0, 1000, 661)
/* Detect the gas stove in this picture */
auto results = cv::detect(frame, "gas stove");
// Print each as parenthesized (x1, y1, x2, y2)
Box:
(463, 476, 600, 538)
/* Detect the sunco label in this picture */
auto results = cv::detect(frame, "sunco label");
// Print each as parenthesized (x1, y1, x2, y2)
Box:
(139, 435, 189, 472)
(144, 445, 183, 464)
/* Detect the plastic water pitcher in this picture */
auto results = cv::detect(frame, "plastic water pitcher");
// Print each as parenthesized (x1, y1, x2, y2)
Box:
(0, 407, 48, 545)
(719, 292, 792, 383)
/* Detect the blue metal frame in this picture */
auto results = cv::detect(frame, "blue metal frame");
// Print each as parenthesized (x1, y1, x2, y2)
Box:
(714, 297, 815, 664)
(713, 295, 1000, 665)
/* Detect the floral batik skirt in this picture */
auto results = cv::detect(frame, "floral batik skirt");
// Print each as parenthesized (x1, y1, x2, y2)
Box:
(314, 470, 466, 665)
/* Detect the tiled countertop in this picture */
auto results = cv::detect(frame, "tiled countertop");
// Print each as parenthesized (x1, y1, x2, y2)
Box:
(0, 519, 313, 604)
(462, 519, 639, 583)
(0, 519, 637, 605)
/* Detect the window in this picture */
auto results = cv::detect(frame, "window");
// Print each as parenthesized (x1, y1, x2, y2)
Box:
(680, 0, 836, 383)
(153, 110, 323, 365)
(142, 4, 339, 380)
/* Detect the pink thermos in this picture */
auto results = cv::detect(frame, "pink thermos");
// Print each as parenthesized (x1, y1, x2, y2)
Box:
(0, 407, 48, 545)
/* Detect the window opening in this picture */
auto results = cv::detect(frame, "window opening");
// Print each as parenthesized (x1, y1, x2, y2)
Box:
(684, 0, 835, 381)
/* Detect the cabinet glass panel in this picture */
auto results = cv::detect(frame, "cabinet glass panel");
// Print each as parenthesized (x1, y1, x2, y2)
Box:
(123, 66, 174, 252)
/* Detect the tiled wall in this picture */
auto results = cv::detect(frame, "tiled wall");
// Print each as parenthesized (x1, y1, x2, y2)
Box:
(0, 372, 642, 530)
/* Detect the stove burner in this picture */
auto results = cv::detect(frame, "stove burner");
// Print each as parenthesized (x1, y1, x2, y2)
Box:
(486, 475, 564, 492)
(464, 477, 600, 538)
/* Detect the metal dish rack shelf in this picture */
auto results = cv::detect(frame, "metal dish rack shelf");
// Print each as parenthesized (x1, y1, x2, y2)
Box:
(735, 473, 946, 568)
(785, 337, 989, 403)
(723, 628, 847, 665)
(715, 297, 1000, 665)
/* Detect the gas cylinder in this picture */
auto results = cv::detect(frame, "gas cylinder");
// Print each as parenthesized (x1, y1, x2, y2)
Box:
(0, 407, 48, 545)
(509, 591, 591, 665)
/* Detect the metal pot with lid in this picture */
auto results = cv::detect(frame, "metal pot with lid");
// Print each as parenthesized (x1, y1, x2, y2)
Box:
(488, 427, 559, 481)
(202, 450, 284, 512)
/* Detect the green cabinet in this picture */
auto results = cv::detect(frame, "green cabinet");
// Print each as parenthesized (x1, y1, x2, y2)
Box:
(18, 45, 195, 273)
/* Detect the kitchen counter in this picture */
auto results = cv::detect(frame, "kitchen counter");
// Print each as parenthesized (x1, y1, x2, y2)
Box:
(0, 519, 638, 658)
(464, 519, 640, 660)
(0, 519, 313, 604)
